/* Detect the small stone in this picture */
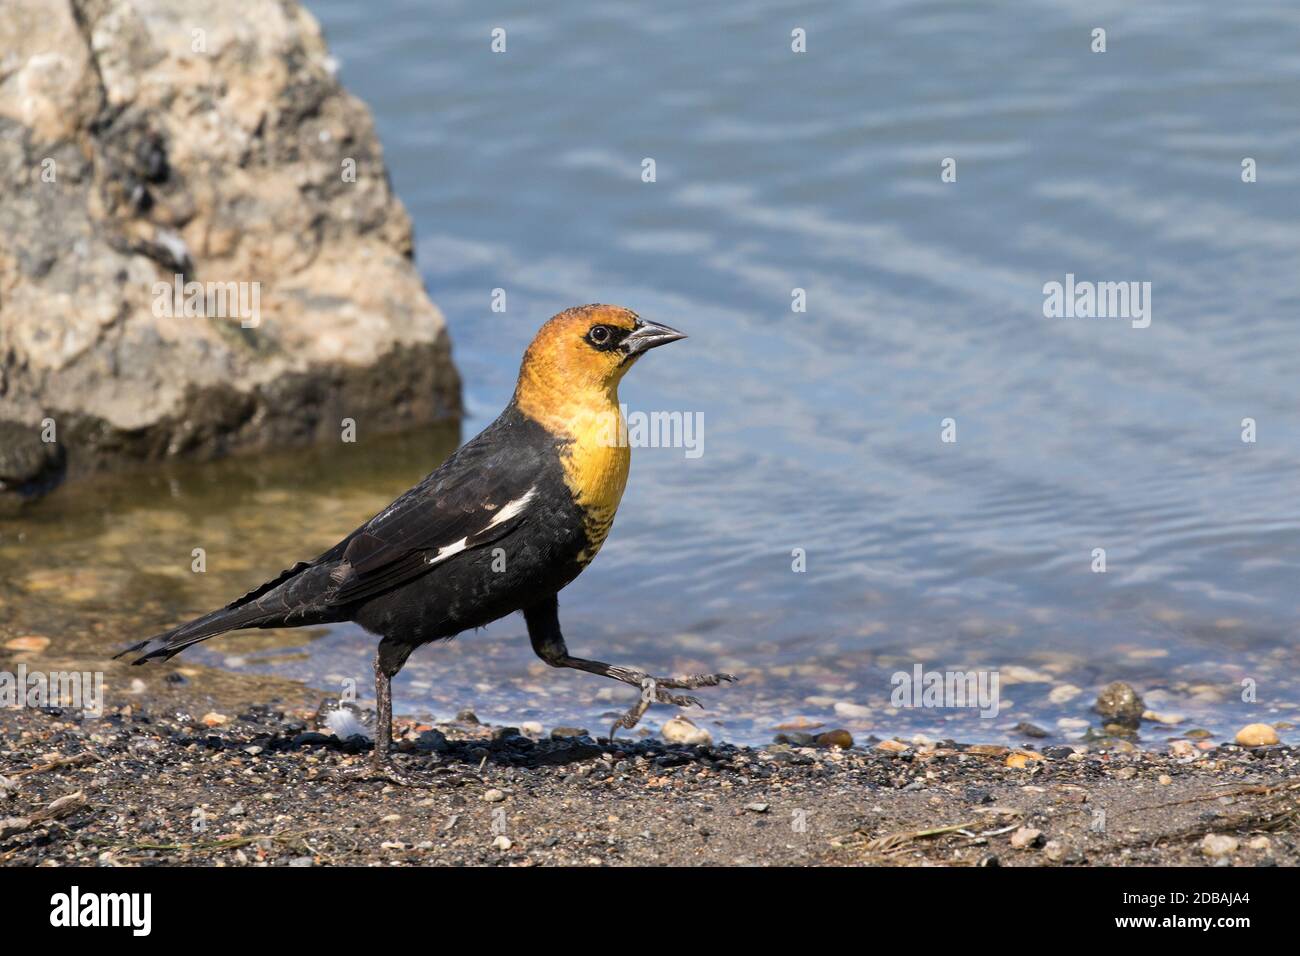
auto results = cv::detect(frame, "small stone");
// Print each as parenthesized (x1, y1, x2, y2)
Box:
(1200, 834, 1239, 858)
(550, 727, 589, 739)
(380, 813, 401, 824)
(1048, 684, 1083, 704)
(1184, 728, 1213, 739)
(1042, 840, 1071, 862)
(876, 739, 908, 752)
(482, 789, 506, 803)
(1235, 723, 1279, 747)
(1005, 750, 1043, 769)
(1158, 774, 1173, 785)
(201, 712, 229, 728)
(1248, 836, 1270, 851)
(288, 856, 314, 867)
(520, 721, 543, 736)
(1013, 722, 1049, 739)
(1010, 827, 1043, 849)
(493, 835, 513, 850)
(744, 803, 769, 814)
(1169, 740, 1196, 758)
(660, 716, 712, 746)
(814, 729, 853, 749)
(773, 716, 823, 731)
(455, 708, 479, 724)
(242, 745, 263, 756)
(1143, 710, 1186, 725)
(1094, 682, 1144, 725)
(833, 701, 871, 719)
(415, 729, 449, 753)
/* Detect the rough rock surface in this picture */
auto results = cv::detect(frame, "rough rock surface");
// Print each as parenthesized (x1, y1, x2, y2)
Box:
(0, 0, 460, 494)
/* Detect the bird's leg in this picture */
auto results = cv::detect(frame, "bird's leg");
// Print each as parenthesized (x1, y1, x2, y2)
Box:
(524, 597, 735, 743)
(332, 650, 430, 788)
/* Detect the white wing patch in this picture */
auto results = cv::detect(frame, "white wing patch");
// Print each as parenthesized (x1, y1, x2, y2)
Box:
(423, 486, 536, 565)
(488, 485, 537, 527)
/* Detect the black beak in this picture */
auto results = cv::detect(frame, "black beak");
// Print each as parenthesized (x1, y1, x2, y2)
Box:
(621, 320, 687, 358)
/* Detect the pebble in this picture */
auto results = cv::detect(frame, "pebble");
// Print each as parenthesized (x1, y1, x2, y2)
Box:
(660, 716, 712, 746)
(1010, 827, 1043, 849)
(1042, 840, 1071, 862)
(201, 712, 229, 727)
(876, 739, 908, 752)
(520, 721, 543, 736)
(493, 836, 513, 851)
(1200, 834, 1238, 858)
(482, 789, 506, 803)
(744, 803, 770, 814)
(1158, 774, 1173, 785)
(1169, 740, 1196, 758)
(288, 856, 314, 867)
(814, 729, 853, 749)
(833, 701, 871, 719)
(1143, 710, 1186, 726)
(1005, 751, 1043, 769)
(551, 727, 589, 739)
(1248, 836, 1270, 851)
(1048, 684, 1082, 704)
(1094, 682, 1144, 725)
(1013, 722, 1049, 739)
(1234, 723, 1279, 747)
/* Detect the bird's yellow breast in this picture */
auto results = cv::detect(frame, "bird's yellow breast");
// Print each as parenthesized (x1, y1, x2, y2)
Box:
(515, 377, 630, 563)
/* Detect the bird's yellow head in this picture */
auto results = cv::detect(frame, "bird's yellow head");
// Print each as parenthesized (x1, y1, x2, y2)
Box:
(514, 304, 685, 419)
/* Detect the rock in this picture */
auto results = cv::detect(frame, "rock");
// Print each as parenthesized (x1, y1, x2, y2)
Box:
(1200, 834, 1239, 858)
(1048, 684, 1083, 704)
(1093, 682, 1144, 726)
(1169, 740, 1196, 758)
(1042, 840, 1072, 862)
(743, 803, 769, 814)
(1010, 827, 1043, 849)
(493, 836, 512, 850)
(520, 721, 543, 737)
(1012, 722, 1049, 739)
(1158, 774, 1173, 785)
(414, 729, 449, 753)
(0, 423, 66, 507)
(0, 0, 459, 497)
(1004, 750, 1043, 769)
(201, 712, 229, 728)
(1235, 723, 1279, 747)
(833, 701, 871, 719)
(1248, 836, 1270, 851)
(774, 732, 816, 747)
(455, 709, 480, 725)
(1143, 710, 1186, 726)
(1042, 745, 1075, 760)
(550, 726, 590, 740)
(814, 729, 853, 749)
(482, 789, 506, 803)
(660, 716, 712, 747)
(773, 717, 823, 731)
(876, 739, 908, 753)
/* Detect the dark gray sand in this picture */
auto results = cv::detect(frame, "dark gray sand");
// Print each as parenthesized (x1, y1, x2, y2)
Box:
(2, 659, 1297, 867)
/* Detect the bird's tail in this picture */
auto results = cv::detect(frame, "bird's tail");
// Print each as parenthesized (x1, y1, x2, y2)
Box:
(114, 603, 275, 665)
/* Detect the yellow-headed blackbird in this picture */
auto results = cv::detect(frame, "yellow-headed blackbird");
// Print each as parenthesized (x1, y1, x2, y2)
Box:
(119, 305, 734, 776)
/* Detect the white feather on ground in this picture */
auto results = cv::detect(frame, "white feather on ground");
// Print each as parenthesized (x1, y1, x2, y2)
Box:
(325, 708, 373, 741)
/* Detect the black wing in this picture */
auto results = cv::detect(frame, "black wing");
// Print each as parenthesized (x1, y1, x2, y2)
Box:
(325, 415, 547, 605)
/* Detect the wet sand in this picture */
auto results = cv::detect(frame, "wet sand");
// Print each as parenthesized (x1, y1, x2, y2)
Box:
(2, 652, 1296, 867)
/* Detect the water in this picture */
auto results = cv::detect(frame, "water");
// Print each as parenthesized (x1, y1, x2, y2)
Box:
(5, 0, 1300, 746)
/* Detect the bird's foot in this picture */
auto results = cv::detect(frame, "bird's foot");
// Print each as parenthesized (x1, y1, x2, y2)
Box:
(331, 758, 433, 789)
(607, 673, 737, 744)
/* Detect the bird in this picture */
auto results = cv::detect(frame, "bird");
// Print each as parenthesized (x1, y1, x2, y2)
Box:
(117, 305, 734, 782)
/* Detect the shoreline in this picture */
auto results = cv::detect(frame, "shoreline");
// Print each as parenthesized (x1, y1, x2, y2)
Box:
(2, 657, 1296, 867)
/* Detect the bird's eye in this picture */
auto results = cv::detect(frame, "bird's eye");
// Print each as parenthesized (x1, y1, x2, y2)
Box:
(589, 325, 611, 344)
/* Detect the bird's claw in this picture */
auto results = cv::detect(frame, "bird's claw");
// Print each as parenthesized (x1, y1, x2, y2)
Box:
(331, 761, 433, 789)
(606, 672, 737, 745)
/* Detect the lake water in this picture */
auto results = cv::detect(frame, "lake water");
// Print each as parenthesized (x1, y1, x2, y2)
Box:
(7, 0, 1300, 747)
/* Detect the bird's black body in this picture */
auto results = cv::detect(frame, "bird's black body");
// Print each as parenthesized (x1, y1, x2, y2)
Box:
(122, 403, 586, 670)
(121, 305, 733, 776)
